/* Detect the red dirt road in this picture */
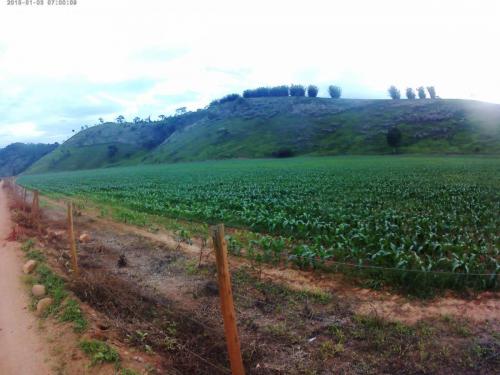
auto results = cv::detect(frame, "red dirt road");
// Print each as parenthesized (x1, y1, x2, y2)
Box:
(0, 181, 51, 374)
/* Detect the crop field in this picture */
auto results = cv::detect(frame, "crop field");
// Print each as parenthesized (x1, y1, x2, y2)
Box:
(19, 156, 500, 294)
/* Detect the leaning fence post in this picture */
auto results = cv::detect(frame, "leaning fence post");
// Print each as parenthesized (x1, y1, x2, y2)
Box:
(23, 187, 27, 213)
(67, 201, 80, 277)
(210, 224, 245, 375)
(32, 190, 40, 225)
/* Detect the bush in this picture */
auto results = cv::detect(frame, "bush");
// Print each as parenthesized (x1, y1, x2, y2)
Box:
(406, 88, 416, 100)
(417, 86, 426, 99)
(80, 340, 120, 366)
(272, 148, 295, 158)
(307, 85, 319, 97)
(243, 87, 271, 98)
(269, 85, 289, 97)
(387, 127, 402, 152)
(328, 85, 342, 99)
(290, 85, 306, 97)
(427, 86, 436, 99)
(107, 145, 118, 158)
(388, 86, 401, 100)
(218, 93, 241, 104)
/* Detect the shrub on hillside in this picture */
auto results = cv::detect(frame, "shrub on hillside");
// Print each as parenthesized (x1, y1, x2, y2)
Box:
(406, 88, 416, 100)
(243, 87, 271, 98)
(387, 127, 402, 153)
(107, 145, 118, 158)
(271, 148, 295, 158)
(388, 86, 401, 100)
(417, 86, 426, 99)
(213, 93, 241, 105)
(427, 86, 436, 99)
(307, 85, 319, 97)
(328, 85, 342, 99)
(290, 85, 306, 97)
(269, 85, 289, 97)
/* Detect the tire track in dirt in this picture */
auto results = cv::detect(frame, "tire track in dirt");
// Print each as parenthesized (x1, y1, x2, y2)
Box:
(0, 181, 51, 374)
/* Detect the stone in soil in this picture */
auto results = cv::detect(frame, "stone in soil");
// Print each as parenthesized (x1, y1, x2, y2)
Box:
(79, 233, 91, 243)
(36, 297, 53, 316)
(22, 260, 37, 274)
(32, 284, 46, 297)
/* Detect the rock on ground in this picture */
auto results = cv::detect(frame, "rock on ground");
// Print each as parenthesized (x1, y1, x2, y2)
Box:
(36, 298, 53, 316)
(31, 284, 46, 297)
(22, 260, 37, 274)
(79, 233, 91, 243)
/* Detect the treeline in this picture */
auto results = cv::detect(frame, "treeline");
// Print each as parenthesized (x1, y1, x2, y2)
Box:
(211, 84, 342, 105)
(388, 86, 437, 100)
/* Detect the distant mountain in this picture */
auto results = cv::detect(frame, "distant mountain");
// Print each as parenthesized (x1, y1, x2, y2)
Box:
(0, 143, 59, 177)
(28, 98, 500, 174)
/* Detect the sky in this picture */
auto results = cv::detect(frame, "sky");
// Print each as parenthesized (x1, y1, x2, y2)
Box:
(0, 0, 499, 147)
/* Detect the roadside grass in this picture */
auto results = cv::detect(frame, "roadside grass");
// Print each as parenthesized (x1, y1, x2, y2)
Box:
(59, 299, 88, 333)
(20, 238, 87, 332)
(79, 339, 120, 366)
(19, 239, 144, 373)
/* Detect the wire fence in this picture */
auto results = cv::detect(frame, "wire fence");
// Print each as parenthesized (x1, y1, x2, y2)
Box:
(6, 180, 499, 373)
(4, 181, 233, 375)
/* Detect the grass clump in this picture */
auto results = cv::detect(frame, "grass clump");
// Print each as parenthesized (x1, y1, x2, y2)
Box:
(121, 369, 140, 375)
(59, 299, 88, 333)
(80, 339, 120, 366)
(21, 238, 36, 252)
(36, 264, 67, 310)
(26, 249, 46, 262)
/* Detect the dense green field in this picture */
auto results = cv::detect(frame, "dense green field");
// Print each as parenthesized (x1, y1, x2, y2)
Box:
(19, 156, 500, 293)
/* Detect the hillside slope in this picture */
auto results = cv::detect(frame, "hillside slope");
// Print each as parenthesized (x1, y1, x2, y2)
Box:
(147, 98, 500, 163)
(0, 143, 58, 177)
(28, 98, 500, 173)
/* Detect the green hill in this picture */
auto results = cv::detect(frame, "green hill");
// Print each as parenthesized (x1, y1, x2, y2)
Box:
(28, 98, 500, 173)
(0, 143, 58, 177)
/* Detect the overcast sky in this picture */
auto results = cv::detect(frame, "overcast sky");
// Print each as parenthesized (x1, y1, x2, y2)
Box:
(1, 0, 499, 147)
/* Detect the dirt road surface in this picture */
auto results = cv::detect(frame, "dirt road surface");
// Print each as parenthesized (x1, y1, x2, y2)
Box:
(0, 181, 51, 374)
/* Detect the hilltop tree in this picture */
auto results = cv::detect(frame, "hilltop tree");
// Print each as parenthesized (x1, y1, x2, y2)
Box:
(406, 88, 416, 100)
(417, 86, 426, 99)
(290, 85, 306, 97)
(175, 107, 187, 116)
(217, 93, 241, 104)
(388, 86, 401, 100)
(116, 115, 125, 124)
(98, 117, 104, 124)
(158, 115, 166, 121)
(328, 85, 342, 99)
(133, 117, 141, 124)
(387, 127, 402, 153)
(307, 85, 319, 97)
(269, 85, 289, 97)
(243, 87, 270, 98)
(427, 86, 436, 99)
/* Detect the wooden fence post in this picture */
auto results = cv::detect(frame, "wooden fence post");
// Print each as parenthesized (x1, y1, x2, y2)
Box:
(210, 224, 245, 375)
(32, 190, 39, 222)
(67, 202, 80, 277)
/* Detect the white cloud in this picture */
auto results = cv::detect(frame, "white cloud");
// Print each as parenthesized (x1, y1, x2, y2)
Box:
(0, 122, 45, 144)
(0, 0, 500, 146)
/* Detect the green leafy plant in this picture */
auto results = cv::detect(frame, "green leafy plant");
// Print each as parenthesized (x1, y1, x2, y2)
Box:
(80, 339, 120, 366)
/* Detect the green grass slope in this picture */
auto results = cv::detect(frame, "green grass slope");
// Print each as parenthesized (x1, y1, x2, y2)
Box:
(27, 122, 173, 174)
(0, 142, 58, 177)
(28, 98, 500, 173)
(147, 98, 500, 163)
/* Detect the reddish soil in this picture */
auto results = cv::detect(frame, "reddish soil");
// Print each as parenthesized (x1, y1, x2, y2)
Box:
(0, 181, 51, 374)
(74, 205, 500, 328)
(7, 188, 499, 374)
